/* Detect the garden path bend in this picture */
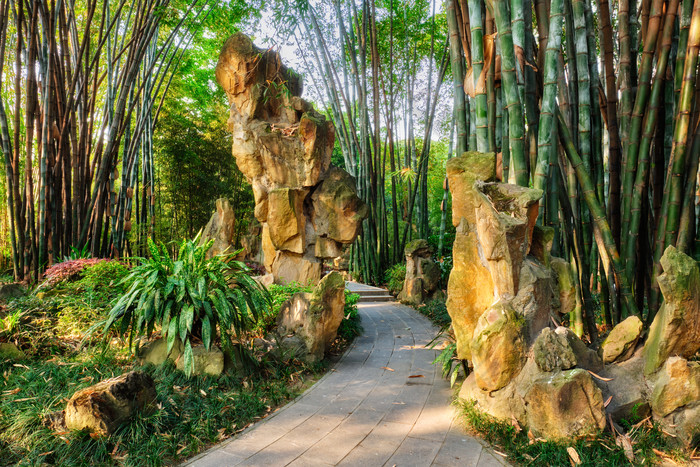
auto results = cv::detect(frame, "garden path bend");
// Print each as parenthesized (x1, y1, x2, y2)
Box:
(184, 283, 507, 467)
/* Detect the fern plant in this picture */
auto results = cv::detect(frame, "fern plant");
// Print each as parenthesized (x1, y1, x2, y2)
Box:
(103, 236, 270, 376)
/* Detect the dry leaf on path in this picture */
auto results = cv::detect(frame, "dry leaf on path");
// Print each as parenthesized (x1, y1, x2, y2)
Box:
(567, 447, 581, 465)
(381, 367, 395, 372)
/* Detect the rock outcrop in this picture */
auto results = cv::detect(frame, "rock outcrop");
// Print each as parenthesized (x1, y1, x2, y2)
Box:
(216, 33, 366, 285)
(276, 271, 346, 362)
(398, 239, 441, 305)
(201, 198, 236, 258)
(643, 246, 700, 375)
(62, 371, 156, 435)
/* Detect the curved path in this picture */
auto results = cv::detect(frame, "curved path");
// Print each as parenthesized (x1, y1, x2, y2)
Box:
(185, 286, 506, 467)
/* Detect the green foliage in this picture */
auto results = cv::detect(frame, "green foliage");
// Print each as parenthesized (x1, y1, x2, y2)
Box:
(384, 263, 406, 295)
(417, 298, 451, 328)
(62, 244, 91, 262)
(250, 282, 315, 335)
(0, 348, 312, 466)
(460, 400, 687, 466)
(337, 292, 362, 341)
(2, 261, 130, 355)
(103, 237, 270, 377)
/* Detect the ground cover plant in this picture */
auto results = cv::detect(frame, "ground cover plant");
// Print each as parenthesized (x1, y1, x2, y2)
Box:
(458, 400, 690, 466)
(0, 348, 317, 466)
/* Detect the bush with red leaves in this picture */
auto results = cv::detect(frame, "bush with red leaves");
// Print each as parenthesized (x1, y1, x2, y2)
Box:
(41, 258, 110, 287)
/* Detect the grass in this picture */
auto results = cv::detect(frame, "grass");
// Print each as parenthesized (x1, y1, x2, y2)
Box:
(415, 298, 451, 328)
(459, 399, 690, 466)
(0, 263, 362, 466)
(0, 348, 320, 466)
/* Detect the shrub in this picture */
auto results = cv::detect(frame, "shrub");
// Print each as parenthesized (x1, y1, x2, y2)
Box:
(103, 237, 270, 376)
(384, 263, 406, 295)
(337, 291, 361, 340)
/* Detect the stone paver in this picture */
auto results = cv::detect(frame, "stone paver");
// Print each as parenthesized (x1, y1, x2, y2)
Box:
(184, 288, 507, 467)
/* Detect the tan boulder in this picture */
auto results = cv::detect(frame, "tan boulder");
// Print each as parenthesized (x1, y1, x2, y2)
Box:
(524, 369, 606, 440)
(276, 272, 346, 362)
(650, 357, 700, 417)
(554, 326, 603, 372)
(470, 301, 527, 391)
(267, 188, 307, 253)
(200, 198, 236, 258)
(174, 345, 225, 377)
(311, 168, 367, 244)
(658, 403, 700, 447)
(459, 373, 526, 423)
(446, 151, 497, 227)
(64, 371, 156, 435)
(137, 338, 183, 366)
(600, 315, 643, 364)
(271, 253, 322, 286)
(398, 239, 441, 305)
(644, 246, 700, 375)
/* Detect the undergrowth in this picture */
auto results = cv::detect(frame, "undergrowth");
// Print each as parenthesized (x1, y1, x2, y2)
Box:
(0, 348, 318, 466)
(459, 400, 689, 466)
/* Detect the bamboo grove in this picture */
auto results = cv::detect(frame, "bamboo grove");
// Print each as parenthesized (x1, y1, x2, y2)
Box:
(445, 0, 700, 340)
(282, 0, 700, 341)
(0, 0, 212, 281)
(275, 0, 451, 285)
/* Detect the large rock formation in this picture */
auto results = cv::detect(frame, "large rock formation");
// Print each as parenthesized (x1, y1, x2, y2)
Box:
(216, 33, 366, 285)
(398, 239, 442, 305)
(276, 271, 346, 363)
(200, 198, 236, 258)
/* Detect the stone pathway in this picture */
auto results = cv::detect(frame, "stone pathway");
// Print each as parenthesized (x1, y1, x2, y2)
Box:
(185, 286, 507, 467)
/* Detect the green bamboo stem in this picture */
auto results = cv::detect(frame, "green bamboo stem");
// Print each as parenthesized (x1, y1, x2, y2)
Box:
(489, 0, 527, 186)
(677, 121, 700, 253)
(664, 0, 700, 248)
(447, 0, 468, 156)
(533, 0, 564, 205)
(468, 0, 489, 151)
(621, 0, 671, 259)
(557, 107, 641, 318)
(624, 0, 679, 285)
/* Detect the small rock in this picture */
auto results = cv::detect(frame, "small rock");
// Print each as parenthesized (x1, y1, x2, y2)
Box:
(533, 327, 577, 372)
(470, 301, 527, 391)
(650, 356, 700, 418)
(175, 345, 224, 377)
(0, 342, 25, 360)
(64, 371, 156, 435)
(200, 198, 236, 258)
(398, 240, 441, 306)
(659, 403, 700, 447)
(554, 326, 603, 372)
(600, 316, 643, 364)
(0, 283, 24, 302)
(524, 368, 606, 440)
(254, 273, 275, 288)
(137, 338, 183, 366)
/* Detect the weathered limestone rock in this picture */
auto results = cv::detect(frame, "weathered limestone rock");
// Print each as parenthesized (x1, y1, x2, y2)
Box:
(398, 239, 441, 305)
(175, 345, 225, 377)
(276, 272, 346, 362)
(240, 222, 263, 263)
(597, 349, 650, 423)
(0, 283, 24, 302)
(0, 342, 25, 360)
(551, 257, 577, 317)
(659, 403, 700, 447)
(650, 357, 700, 418)
(529, 226, 554, 268)
(459, 372, 526, 423)
(64, 371, 156, 435)
(201, 198, 236, 258)
(524, 369, 606, 440)
(643, 246, 700, 375)
(445, 153, 498, 360)
(554, 326, 603, 372)
(511, 259, 555, 343)
(311, 167, 368, 244)
(470, 301, 527, 391)
(138, 338, 184, 366)
(216, 33, 365, 285)
(533, 327, 576, 372)
(600, 316, 643, 364)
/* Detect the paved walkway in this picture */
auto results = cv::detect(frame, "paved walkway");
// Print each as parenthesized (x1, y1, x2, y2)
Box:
(185, 290, 506, 467)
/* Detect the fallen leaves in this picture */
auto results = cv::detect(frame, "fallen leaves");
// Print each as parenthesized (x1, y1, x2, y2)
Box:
(380, 367, 394, 372)
(567, 446, 581, 465)
(586, 370, 613, 382)
(407, 374, 424, 378)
